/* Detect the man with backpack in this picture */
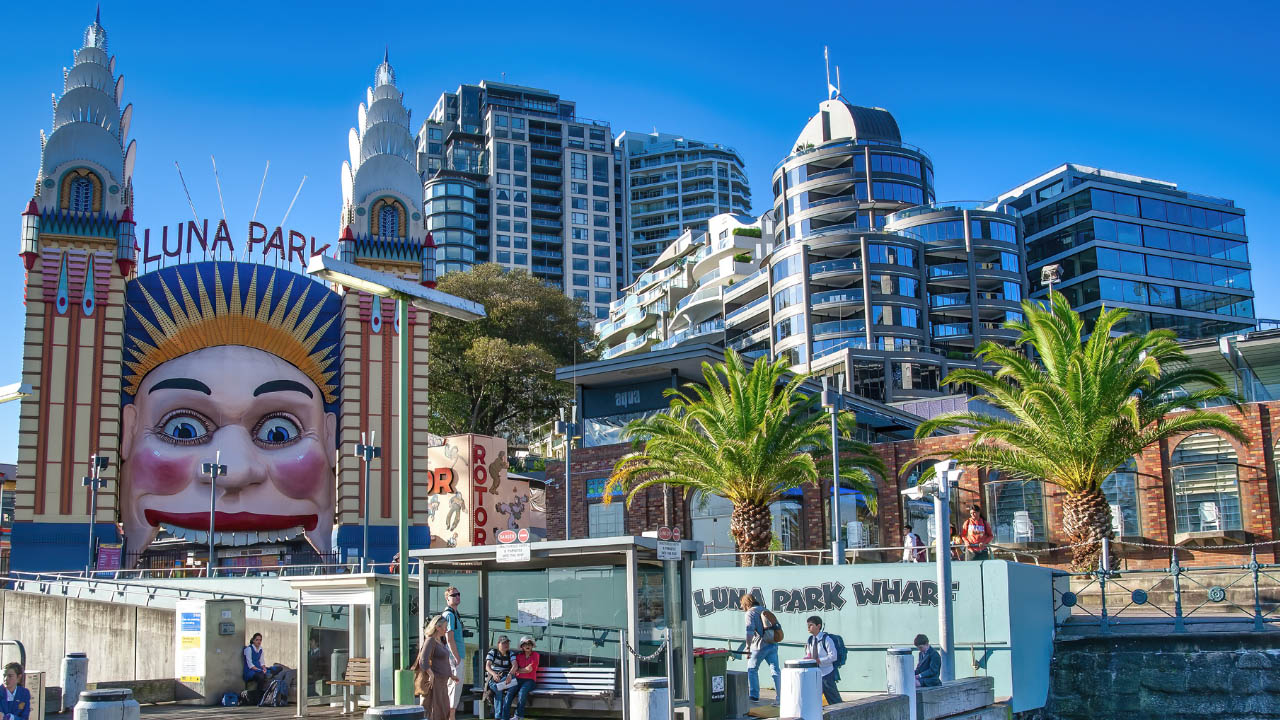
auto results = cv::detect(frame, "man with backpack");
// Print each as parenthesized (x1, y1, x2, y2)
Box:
(805, 616, 845, 705)
(739, 594, 781, 702)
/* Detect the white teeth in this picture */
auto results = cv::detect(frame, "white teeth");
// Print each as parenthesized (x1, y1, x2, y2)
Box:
(157, 524, 304, 545)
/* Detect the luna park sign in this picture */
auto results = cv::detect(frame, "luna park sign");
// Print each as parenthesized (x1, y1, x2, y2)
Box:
(693, 579, 961, 618)
(137, 220, 333, 269)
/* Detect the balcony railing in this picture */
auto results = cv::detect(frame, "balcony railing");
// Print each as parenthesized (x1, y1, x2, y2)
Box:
(725, 295, 768, 323)
(928, 263, 968, 279)
(812, 319, 866, 338)
(811, 289, 865, 306)
(932, 322, 972, 337)
(809, 258, 860, 276)
(929, 292, 970, 308)
(676, 285, 721, 311)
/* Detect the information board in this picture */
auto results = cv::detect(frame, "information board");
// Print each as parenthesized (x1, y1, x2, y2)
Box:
(174, 600, 205, 682)
(516, 599, 550, 627)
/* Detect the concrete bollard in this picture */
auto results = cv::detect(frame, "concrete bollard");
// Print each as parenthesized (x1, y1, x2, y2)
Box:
(364, 705, 426, 719)
(885, 647, 917, 720)
(73, 688, 140, 720)
(630, 677, 669, 720)
(780, 658, 822, 719)
(60, 652, 88, 713)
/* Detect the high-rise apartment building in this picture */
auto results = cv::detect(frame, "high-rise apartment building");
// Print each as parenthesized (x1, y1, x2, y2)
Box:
(616, 131, 751, 283)
(998, 164, 1253, 339)
(596, 97, 1028, 405)
(417, 82, 621, 320)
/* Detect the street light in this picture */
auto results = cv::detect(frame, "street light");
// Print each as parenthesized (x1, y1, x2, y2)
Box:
(902, 459, 962, 683)
(820, 377, 844, 566)
(82, 453, 110, 574)
(553, 406, 578, 540)
(1040, 264, 1063, 299)
(355, 431, 382, 572)
(306, 254, 485, 704)
(201, 452, 226, 577)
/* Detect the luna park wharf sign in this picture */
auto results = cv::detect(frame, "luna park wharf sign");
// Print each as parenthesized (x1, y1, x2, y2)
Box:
(693, 578, 961, 618)
(136, 219, 334, 269)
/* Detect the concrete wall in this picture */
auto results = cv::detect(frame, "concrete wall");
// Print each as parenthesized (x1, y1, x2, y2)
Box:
(690, 561, 1056, 713)
(1045, 632, 1280, 719)
(0, 590, 293, 687)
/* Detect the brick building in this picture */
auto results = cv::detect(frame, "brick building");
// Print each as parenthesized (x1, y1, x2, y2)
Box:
(549, 333, 1280, 570)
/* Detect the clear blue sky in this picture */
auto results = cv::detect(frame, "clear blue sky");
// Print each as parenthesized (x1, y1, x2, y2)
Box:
(0, 0, 1277, 463)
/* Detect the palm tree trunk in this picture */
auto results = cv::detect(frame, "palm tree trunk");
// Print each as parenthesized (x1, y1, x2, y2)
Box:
(1061, 488, 1118, 571)
(729, 502, 773, 567)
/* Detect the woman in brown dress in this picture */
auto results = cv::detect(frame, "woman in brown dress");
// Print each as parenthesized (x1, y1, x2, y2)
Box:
(414, 615, 458, 719)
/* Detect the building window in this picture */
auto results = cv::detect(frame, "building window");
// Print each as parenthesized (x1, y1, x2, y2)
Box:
(1102, 459, 1140, 537)
(769, 499, 803, 552)
(588, 502, 625, 538)
(1170, 433, 1242, 534)
(984, 472, 1047, 543)
(70, 178, 94, 213)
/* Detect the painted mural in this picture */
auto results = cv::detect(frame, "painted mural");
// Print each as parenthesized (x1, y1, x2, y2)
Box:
(119, 262, 343, 555)
(426, 435, 546, 548)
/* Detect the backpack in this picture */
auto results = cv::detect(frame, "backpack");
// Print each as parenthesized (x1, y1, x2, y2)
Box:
(827, 632, 848, 669)
(239, 689, 263, 707)
(760, 608, 784, 644)
(220, 692, 240, 707)
(259, 669, 294, 707)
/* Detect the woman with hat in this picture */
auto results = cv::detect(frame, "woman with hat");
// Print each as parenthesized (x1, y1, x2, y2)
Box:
(511, 636, 540, 720)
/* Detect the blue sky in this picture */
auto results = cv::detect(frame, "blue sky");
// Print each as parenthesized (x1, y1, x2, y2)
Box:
(0, 0, 1277, 463)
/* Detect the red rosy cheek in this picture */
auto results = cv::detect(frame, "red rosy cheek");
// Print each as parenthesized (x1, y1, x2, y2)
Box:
(129, 444, 199, 495)
(269, 442, 330, 500)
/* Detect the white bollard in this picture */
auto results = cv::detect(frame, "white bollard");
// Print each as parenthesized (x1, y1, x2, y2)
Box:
(630, 677, 669, 720)
(780, 658, 822, 720)
(61, 652, 89, 713)
(886, 647, 917, 720)
(73, 689, 140, 720)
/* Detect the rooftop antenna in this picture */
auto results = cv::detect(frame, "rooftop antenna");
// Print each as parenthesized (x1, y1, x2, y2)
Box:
(824, 46, 833, 99)
(836, 65, 842, 99)
(279, 175, 307, 267)
(175, 161, 200, 269)
(210, 155, 228, 260)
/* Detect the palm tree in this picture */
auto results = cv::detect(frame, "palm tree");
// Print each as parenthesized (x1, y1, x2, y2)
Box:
(913, 293, 1245, 570)
(604, 349, 887, 566)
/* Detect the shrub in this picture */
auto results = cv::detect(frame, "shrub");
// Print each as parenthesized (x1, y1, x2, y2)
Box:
(732, 228, 762, 238)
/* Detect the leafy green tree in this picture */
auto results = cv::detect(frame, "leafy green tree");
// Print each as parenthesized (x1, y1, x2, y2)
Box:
(428, 264, 596, 438)
(914, 294, 1245, 570)
(606, 350, 887, 566)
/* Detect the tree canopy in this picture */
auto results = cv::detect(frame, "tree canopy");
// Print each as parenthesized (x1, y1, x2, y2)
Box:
(428, 264, 597, 438)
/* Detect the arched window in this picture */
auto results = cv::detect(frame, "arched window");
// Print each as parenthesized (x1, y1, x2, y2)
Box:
(1171, 433, 1242, 534)
(1102, 458, 1141, 537)
(691, 492, 735, 567)
(984, 471, 1046, 543)
(70, 177, 94, 213)
(769, 498, 803, 558)
(378, 204, 399, 239)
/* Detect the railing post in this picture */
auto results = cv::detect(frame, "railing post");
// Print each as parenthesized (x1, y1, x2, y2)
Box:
(1251, 547, 1264, 632)
(1171, 549, 1185, 633)
(1097, 538, 1110, 635)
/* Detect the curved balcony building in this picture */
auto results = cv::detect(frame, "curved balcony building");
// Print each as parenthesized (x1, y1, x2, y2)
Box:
(424, 177, 479, 275)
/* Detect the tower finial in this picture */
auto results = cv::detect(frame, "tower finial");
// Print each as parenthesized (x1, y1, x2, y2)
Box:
(384, 45, 389, 64)
(96, 3, 100, 24)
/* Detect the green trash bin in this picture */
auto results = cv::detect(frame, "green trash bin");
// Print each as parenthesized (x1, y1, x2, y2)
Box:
(693, 648, 729, 720)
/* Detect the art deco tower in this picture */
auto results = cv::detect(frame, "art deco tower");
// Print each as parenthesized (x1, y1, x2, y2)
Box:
(331, 52, 435, 559)
(13, 10, 137, 569)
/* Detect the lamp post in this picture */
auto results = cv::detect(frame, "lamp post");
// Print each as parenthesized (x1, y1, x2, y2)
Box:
(82, 453, 109, 574)
(355, 431, 382, 572)
(820, 377, 844, 565)
(201, 451, 226, 577)
(931, 459, 961, 683)
(554, 406, 577, 540)
(306, 254, 485, 704)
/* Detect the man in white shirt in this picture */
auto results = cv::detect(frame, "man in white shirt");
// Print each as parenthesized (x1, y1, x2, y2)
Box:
(902, 524, 926, 563)
(804, 616, 840, 705)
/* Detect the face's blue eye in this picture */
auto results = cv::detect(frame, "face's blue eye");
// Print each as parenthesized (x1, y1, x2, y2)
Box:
(256, 416, 300, 445)
(162, 416, 208, 442)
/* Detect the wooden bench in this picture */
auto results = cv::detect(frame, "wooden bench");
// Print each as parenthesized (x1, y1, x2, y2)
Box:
(525, 666, 619, 713)
(325, 657, 370, 714)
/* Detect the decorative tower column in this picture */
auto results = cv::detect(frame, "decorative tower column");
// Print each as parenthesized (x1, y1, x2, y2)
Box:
(331, 52, 434, 562)
(13, 10, 137, 570)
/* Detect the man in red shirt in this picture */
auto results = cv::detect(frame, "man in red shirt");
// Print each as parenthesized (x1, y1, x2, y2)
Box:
(960, 505, 993, 560)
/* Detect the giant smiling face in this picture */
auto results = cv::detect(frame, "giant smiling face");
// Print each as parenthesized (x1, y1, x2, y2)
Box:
(121, 345, 337, 555)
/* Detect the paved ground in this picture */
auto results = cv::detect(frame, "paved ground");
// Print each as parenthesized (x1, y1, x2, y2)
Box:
(141, 706, 350, 718)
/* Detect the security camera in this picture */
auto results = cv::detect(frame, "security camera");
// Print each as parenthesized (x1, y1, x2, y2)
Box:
(901, 485, 927, 501)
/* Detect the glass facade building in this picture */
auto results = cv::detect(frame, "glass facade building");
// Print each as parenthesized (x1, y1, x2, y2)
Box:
(417, 81, 622, 321)
(616, 131, 751, 283)
(998, 164, 1253, 338)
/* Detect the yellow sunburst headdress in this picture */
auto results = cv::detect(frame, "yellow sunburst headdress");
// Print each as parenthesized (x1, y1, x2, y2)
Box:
(123, 262, 342, 408)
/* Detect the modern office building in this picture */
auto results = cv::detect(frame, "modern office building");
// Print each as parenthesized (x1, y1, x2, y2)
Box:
(998, 164, 1253, 338)
(417, 81, 621, 320)
(597, 98, 1027, 404)
(615, 131, 751, 282)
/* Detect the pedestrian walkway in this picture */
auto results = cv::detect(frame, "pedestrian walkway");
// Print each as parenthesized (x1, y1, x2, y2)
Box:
(140, 705, 348, 718)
